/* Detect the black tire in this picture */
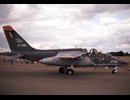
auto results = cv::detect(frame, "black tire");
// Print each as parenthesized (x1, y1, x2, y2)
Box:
(66, 69, 74, 75)
(59, 67, 65, 73)
(112, 70, 116, 74)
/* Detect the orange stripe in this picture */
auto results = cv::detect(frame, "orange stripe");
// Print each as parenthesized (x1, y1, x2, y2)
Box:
(58, 57, 73, 59)
(8, 32, 13, 38)
(3, 25, 14, 31)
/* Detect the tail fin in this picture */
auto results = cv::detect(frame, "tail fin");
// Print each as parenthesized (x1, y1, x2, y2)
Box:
(2, 25, 35, 52)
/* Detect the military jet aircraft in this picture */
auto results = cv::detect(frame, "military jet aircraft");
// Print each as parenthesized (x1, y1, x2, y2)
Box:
(40, 48, 129, 75)
(2, 25, 128, 75)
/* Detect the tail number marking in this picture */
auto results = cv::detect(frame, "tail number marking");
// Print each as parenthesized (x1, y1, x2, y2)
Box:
(17, 44, 26, 47)
(111, 60, 117, 64)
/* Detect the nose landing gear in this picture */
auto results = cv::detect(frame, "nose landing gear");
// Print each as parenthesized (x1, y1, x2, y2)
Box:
(112, 66, 118, 74)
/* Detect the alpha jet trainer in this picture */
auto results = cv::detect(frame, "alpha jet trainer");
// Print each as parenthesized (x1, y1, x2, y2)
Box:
(2, 25, 129, 76)
(40, 48, 128, 75)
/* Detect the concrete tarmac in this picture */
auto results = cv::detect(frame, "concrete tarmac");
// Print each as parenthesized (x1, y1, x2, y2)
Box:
(0, 61, 130, 95)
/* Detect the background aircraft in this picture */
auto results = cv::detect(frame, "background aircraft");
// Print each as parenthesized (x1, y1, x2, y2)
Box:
(2, 25, 128, 75)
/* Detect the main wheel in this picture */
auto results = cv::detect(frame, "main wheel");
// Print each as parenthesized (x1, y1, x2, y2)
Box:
(59, 67, 65, 73)
(112, 70, 116, 74)
(66, 69, 74, 75)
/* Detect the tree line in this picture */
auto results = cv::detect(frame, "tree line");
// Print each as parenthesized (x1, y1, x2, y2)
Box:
(109, 51, 130, 56)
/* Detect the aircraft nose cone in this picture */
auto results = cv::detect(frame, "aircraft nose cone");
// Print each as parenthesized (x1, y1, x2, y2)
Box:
(119, 60, 129, 65)
(123, 61, 129, 65)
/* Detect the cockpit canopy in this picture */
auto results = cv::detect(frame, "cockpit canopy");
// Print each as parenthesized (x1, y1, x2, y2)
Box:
(106, 53, 116, 58)
(89, 48, 98, 55)
(89, 48, 116, 58)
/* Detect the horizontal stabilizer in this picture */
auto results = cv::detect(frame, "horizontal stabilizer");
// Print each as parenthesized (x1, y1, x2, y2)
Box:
(6, 54, 26, 60)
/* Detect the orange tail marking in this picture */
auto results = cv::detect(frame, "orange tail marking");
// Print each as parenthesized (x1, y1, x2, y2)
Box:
(2, 25, 14, 31)
(8, 32, 13, 38)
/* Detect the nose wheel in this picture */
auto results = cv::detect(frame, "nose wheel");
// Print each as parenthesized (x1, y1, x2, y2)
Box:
(112, 70, 116, 74)
(112, 66, 118, 74)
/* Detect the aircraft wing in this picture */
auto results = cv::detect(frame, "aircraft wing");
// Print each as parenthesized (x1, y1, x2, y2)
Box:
(6, 54, 26, 60)
(56, 51, 87, 59)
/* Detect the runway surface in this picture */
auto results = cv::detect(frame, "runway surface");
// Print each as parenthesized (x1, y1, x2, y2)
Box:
(0, 61, 130, 95)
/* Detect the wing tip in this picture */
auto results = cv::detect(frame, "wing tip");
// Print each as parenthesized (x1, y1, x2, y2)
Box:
(2, 25, 14, 31)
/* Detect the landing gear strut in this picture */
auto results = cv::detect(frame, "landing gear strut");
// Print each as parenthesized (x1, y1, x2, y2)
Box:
(66, 64, 74, 75)
(112, 66, 118, 74)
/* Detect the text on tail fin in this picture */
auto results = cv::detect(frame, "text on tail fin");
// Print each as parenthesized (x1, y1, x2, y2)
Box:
(2, 25, 35, 52)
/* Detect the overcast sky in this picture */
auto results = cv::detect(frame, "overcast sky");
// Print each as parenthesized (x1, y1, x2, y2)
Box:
(0, 4, 130, 53)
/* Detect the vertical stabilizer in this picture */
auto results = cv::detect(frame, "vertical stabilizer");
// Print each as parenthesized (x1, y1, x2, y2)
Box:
(2, 25, 35, 52)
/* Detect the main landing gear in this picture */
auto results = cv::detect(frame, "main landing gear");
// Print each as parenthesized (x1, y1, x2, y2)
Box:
(59, 65, 74, 76)
(59, 67, 65, 73)
(66, 69, 74, 75)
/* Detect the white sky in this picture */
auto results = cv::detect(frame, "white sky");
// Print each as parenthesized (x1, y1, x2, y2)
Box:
(0, 4, 130, 53)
